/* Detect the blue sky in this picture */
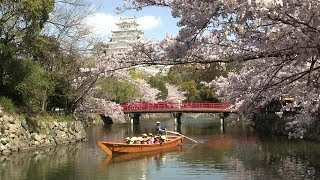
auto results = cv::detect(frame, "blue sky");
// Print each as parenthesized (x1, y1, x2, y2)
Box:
(86, 0, 180, 42)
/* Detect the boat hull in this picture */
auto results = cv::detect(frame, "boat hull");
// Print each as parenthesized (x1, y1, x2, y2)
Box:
(97, 135, 184, 156)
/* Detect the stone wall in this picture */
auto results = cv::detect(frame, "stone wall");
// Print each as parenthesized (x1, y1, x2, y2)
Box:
(0, 108, 87, 155)
(80, 114, 105, 126)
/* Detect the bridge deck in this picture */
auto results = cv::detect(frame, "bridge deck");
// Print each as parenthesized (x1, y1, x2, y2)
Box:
(121, 102, 235, 114)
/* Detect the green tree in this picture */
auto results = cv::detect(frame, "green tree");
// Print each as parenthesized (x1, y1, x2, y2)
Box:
(0, 0, 54, 105)
(15, 60, 53, 112)
(0, 0, 106, 116)
(181, 80, 199, 101)
(129, 69, 149, 80)
(148, 76, 168, 100)
(163, 71, 182, 85)
(46, 52, 86, 113)
(97, 77, 139, 103)
(199, 85, 219, 102)
(163, 63, 239, 102)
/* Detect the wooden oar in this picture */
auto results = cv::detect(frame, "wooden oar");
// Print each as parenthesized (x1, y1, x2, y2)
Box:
(166, 130, 198, 143)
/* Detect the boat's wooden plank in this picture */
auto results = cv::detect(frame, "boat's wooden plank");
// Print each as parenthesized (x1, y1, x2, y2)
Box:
(97, 141, 113, 156)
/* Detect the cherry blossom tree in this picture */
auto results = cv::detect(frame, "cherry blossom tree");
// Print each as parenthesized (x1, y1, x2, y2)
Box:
(131, 78, 161, 102)
(75, 95, 126, 123)
(165, 83, 187, 102)
(74, 52, 163, 120)
(72, 53, 133, 117)
(118, 0, 320, 138)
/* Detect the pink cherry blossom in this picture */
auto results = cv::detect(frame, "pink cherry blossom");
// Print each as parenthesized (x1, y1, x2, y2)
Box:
(165, 83, 187, 102)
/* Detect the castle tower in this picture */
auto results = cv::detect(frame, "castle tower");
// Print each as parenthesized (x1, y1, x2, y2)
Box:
(104, 17, 144, 54)
(94, 17, 167, 75)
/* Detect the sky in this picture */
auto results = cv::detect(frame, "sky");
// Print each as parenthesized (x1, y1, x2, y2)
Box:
(86, 0, 180, 42)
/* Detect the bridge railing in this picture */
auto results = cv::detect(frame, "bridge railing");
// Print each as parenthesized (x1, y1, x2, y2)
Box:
(121, 102, 230, 112)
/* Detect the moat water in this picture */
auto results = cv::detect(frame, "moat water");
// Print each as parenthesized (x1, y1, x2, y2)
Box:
(1, 118, 319, 180)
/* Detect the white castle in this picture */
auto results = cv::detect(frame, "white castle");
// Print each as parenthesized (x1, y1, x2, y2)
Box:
(96, 17, 168, 75)
(102, 17, 144, 54)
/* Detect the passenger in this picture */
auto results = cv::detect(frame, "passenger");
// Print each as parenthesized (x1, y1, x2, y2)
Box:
(142, 133, 148, 144)
(135, 137, 143, 144)
(148, 133, 154, 144)
(155, 121, 166, 135)
(131, 137, 138, 144)
(160, 135, 167, 143)
(125, 137, 131, 144)
(154, 135, 160, 144)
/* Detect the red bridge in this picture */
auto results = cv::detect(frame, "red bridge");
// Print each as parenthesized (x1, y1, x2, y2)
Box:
(94, 102, 239, 125)
(119, 102, 236, 124)
(121, 102, 234, 113)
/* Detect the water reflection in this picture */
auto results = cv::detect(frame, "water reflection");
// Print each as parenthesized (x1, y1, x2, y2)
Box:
(1, 118, 320, 180)
(0, 142, 101, 180)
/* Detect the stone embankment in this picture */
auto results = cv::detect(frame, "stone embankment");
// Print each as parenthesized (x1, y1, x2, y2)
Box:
(0, 108, 87, 155)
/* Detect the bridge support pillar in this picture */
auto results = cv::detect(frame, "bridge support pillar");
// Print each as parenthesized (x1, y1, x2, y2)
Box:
(129, 113, 141, 124)
(220, 117, 225, 134)
(219, 112, 230, 133)
(219, 112, 230, 134)
(173, 112, 182, 125)
(174, 124, 182, 133)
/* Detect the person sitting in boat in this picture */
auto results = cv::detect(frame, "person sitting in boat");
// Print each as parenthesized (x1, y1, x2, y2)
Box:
(142, 133, 148, 144)
(148, 133, 154, 144)
(130, 137, 138, 144)
(125, 137, 132, 144)
(135, 137, 144, 144)
(155, 121, 166, 135)
(154, 135, 160, 144)
(160, 135, 167, 143)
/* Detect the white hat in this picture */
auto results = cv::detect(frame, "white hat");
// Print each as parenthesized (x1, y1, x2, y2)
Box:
(131, 137, 137, 141)
(156, 121, 161, 124)
(125, 137, 131, 140)
(148, 133, 153, 136)
(160, 136, 166, 140)
(142, 133, 147, 137)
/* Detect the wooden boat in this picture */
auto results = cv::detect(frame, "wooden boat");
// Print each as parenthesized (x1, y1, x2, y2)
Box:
(99, 145, 182, 171)
(97, 135, 185, 156)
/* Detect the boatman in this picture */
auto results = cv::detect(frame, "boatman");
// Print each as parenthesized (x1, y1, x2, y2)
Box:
(155, 121, 166, 135)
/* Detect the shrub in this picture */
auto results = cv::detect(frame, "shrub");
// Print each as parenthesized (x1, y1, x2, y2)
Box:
(33, 113, 76, 122)
(0, 97, 16, 114)
(55, 114, 76, 122)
